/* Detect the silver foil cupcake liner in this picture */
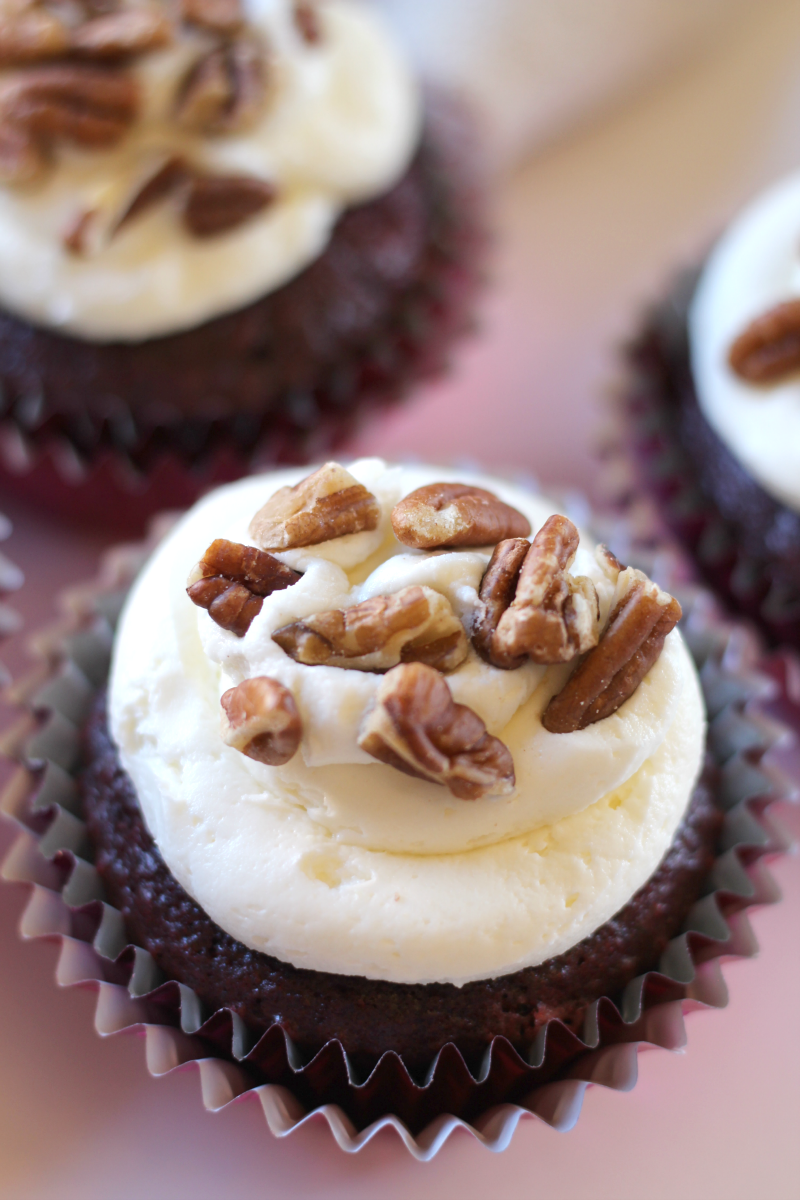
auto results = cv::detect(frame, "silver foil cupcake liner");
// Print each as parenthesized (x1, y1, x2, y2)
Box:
(0, 515, 797, 1159)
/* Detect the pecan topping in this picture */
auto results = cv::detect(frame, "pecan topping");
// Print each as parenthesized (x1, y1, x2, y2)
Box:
(249, 463, 381, 551)
(543, 569, 682, 734)
(182, 170, 276, 237)
(71, 7, 173, 59)
(62, 205, 96, 254)
(176, 36, 266, 135)
(293, 1, 321, 43)
(358, 663, 515, 800)
(0, 6, 70, 66)
(391, 483, 531, 550)
(180, 0, 243, 34)
(475, 515, 600, 667)
(273, 586, 468, 673)
(728, 299, 800, 384)
(220, 676, 301, 765)
(472, 537, 531, 669)
(187, 537, 301, 636)
(115, 153, 188, 231)
(0, 63, 138, 150)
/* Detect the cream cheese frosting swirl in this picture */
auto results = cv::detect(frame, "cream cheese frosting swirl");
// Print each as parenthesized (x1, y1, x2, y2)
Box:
(0, 0, 420, 341)
(109, 459, 706, 985)
(690, 170, 800, 514)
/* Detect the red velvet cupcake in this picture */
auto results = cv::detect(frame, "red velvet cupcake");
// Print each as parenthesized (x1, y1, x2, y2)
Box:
(622, 172, 800, 651)
(0, 1, 484, 533)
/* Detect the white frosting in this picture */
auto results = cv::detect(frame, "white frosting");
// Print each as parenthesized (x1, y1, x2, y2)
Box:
(0, 0, 420, 341)
(109, 459, 706, 985)
(690, 170, 800, 514)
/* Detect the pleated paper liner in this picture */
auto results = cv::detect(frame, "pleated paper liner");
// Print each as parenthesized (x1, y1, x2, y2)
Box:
(0, 96, 486, 540)
(0, 519, 797, 1159)
(606, 268, 800, 653)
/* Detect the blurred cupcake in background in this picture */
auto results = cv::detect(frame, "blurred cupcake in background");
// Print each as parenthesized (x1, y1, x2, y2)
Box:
(0, 0, 485, 532)
(624, 171, 800, 651)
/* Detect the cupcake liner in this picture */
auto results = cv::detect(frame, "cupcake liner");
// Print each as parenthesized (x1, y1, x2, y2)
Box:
(0, 515, 797, 1158)
(0, 97, 486, 539)
(607, 274, 800, 651)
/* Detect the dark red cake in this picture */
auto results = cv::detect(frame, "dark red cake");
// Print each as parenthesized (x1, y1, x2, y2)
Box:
(625, 272, 800, 651)
(81, 690, 720, 1078)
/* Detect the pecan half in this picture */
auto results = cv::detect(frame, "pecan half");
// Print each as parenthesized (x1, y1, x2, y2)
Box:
(220, 676, 301, 765)
(358, 663, 515, 800)
(542, 569, 682, 733)
(182, 171, 276, 237)
(187, 537, 301, 636)
(62, 205, 96, 254)
(476, 515, 599, 667)
(273, 586, 468, 673)
(115, 154, 189, 231)
(293, 1, 321, 43)
(0, 7, 70, 66)
(176, 36, 266, 135)
(70, 7, 173, 59)
(180, 0, 243, 34)
(728, 299, 800, 384)
(391, 483, 531, 550)
(249, 463, 381, 551)
(1, 64, 139, 149)
(472, 537, 530, 670)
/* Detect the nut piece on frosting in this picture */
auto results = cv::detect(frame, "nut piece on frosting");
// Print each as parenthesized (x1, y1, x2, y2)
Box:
(181, 0, 244, 35)
(187, 537, 301, 636)
(728, 298, 800, 385)
(474, 515, 600, 668)
(249, 462, 380, 551)
(543, 568, 682, 734)
(221, 676, 301, 765)
(176, 36, 267, 135)
(391, 482, 531, 550)
(358, 662, 516, 800)
(273, 585, 468, 673)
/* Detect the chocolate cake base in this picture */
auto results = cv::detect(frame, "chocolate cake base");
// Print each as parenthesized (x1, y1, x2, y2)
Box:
(626, 271, 800, 649)
(81, 692, 720, 1078)
(0, 101, 483, 533)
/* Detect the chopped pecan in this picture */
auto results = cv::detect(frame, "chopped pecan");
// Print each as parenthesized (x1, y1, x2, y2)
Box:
(728, 299, 800, 384)
(293, 1, 321, 43)
(0, 6, 70, 66)
(391, 482, 531, 550)
(182, 171, 276, 237)
(249, 463, 381, 551)
(176, 36, 266, 135)
(543, 570, 682, 733)
(472, 537, 530, 670)
(358, 662, 515, 800)
(273, 586, 468, 673)
(0, 64, 139, 149)
(220, 676, 301, 765)
(477, 515, 600, 667)
(180, 0, 243, 35)
(0, 117, 44, 183)
(115, 154, 189, 231)
(71, 7, 173, 59)
(187, 537, 301, 636)
(62, 206, 96, 254)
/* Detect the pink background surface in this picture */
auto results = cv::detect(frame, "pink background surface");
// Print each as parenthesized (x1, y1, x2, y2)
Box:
(1, 3, 800, 1196)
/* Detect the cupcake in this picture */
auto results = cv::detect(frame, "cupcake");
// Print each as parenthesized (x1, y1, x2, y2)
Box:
(624, 171, 800, 651)
(0, 1, 483, 532)
(68, 455, 730, 1121)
